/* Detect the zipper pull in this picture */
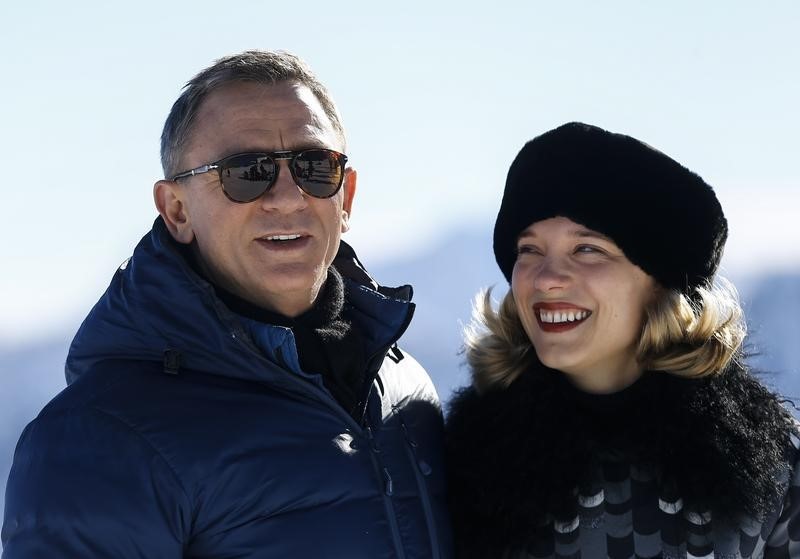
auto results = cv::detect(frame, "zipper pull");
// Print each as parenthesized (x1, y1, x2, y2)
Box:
(383, 467, 394, 496)
(398, 411, 431, 476)
(366, 426, 380, 453)
(400, 420, 418, 448)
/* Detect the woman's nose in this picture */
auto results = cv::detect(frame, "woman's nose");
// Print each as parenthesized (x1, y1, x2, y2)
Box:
(532, 258, 572, 292)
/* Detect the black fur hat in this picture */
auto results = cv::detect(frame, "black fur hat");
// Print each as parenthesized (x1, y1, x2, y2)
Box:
(493, 122, 728, 293)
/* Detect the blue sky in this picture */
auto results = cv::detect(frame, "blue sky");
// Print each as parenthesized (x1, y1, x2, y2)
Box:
(1, 1, 798, 343)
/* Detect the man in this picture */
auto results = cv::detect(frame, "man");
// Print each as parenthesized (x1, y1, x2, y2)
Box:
(3, 50, 453, 558)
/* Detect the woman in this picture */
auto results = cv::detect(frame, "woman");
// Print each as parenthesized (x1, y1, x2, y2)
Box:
(445, 122, 799, 559)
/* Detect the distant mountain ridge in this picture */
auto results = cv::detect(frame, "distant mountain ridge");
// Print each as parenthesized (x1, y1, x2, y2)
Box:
(1, 225, 798, 520)
(743, 273, 800, 399)
(369, 229, 800, 405)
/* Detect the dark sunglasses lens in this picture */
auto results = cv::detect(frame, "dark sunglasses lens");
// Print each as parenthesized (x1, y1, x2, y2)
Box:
(292, 150, 345, 198)
(220, 154, 276, 202)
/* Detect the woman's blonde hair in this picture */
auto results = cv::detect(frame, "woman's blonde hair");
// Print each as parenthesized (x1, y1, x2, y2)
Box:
(465, 279, 747, 393)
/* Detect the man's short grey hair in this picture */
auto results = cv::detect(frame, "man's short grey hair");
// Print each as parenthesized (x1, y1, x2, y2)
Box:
(160, 50, 346, 178)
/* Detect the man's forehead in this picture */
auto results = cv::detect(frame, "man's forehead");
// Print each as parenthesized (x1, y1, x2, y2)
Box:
(198, 81, 323, 122)
(190, 80, 342, 153)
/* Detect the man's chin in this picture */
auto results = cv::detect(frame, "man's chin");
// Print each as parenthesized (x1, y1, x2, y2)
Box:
(251, 271, 328, 315)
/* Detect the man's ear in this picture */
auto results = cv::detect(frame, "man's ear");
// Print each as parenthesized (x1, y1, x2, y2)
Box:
(154, 180, 195, 244)
(340, 168, 357, 234)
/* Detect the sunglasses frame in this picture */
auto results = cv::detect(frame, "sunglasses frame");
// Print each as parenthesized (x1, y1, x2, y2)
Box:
(169, 148, 348, 203)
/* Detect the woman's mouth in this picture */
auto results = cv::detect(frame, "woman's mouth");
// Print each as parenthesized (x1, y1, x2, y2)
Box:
(534, 305, 592, 333)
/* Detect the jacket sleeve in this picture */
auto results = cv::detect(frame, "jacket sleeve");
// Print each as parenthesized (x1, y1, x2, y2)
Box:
(764, 431, 800, 558)
(2, 407, 191, 558)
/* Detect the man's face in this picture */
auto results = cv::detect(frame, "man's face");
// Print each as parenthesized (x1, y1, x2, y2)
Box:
(155, 81, 356, 317)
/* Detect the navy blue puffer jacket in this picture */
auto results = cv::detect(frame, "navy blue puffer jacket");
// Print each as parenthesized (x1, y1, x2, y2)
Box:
(2, 218, 453, 558)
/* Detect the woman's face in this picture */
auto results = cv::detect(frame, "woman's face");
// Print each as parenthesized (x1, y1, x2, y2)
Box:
(512, 217, 657, 393)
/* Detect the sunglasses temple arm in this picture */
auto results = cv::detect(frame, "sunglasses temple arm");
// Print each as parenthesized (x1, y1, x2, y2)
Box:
(171, 164, 218, 181)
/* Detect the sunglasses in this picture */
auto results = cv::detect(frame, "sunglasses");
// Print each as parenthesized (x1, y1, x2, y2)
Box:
(169, 148, 348, 203)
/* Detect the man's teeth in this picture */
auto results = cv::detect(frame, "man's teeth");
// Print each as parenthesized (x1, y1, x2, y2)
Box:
(539, 310, 590, 324)
(265, 234, 302, 241)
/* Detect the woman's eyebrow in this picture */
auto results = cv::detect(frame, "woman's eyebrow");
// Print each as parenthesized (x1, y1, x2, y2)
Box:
(517, 228, 614, 242)
(573, 229, 614, 242)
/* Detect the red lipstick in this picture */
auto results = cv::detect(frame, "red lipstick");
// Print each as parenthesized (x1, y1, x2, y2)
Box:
(533, 302, 592, 333)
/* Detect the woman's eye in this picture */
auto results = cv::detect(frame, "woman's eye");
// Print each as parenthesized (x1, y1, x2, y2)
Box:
(575, 244, 604, 255)
(516, 245, 541, 256)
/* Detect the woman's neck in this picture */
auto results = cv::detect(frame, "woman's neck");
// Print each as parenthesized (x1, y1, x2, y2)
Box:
(561, 364, 644, 395)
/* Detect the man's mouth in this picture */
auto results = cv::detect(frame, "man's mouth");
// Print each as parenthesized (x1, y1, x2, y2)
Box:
(256, 233, 310, 251)
(263, 234, 303, 242)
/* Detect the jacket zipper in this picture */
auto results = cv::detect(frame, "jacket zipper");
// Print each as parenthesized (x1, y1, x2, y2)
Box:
(252, 352, 410, 558)
(356, 303, 416, 424)
(366, 425, 407, 559)
(399, 410, 441, 559)
(235, 304, 418, 559)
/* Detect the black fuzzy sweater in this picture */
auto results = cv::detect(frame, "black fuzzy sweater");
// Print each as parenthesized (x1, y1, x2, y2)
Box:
(445, 360, 799, 558)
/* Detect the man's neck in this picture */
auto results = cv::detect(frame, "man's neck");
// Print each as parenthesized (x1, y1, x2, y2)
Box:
(182, 241, 335, 324)
(211, 267, 344, 330)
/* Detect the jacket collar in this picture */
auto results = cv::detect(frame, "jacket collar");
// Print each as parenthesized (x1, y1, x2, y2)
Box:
(66, 217, 414, 390)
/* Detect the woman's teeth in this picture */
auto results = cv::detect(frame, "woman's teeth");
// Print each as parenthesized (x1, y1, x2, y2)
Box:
(538, 310, 590, 324)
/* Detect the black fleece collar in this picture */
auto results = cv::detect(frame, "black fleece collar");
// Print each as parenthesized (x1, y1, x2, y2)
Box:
(211, 266, 345, 330)
(445, 359, 796, 552)
(181, 246, 366, 416)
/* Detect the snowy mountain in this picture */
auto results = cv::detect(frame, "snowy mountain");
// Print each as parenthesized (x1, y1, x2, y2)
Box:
(743, 273, 800, 400)
(372, 228, 508, 399)
(373, 234, 800, 405)
(0, 336, 73, 518)
(1, 227, 798, 518)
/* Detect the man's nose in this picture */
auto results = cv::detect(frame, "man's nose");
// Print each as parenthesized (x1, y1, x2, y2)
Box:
(259, 160, 308, 212)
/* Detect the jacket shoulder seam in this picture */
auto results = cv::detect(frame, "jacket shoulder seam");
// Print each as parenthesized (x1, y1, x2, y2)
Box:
(72, 405, 194, 508)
